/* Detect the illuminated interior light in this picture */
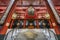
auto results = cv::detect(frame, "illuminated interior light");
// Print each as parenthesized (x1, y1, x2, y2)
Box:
(43, 23, 46, 26)
(52, 23, 56, 26)
(45, 13, 50, 19)
(12, 13, 17, 19)
(6, 23, 9, 26)
(30, 23, 33, 25)
(17, 23, 20, 26)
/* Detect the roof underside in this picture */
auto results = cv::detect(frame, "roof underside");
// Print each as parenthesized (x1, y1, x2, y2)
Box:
(0, 0, 60, 6)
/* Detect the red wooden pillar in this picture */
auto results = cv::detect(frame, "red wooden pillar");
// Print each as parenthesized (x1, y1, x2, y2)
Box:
(23, 19, 26, 28)
(10, 19, 14, 28)
(49, 19, 53, 28)
(36, 19, 39, 28)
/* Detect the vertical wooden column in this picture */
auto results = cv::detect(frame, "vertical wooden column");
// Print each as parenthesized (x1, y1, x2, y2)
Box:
(23, 19, 26, 28)
(36, 19, 39, 28)
(49, 19, 53, 28)
(10, 19, 14, 28)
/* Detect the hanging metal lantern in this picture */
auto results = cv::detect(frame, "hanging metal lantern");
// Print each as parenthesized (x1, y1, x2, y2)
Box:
(28, 6, 35, 15)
